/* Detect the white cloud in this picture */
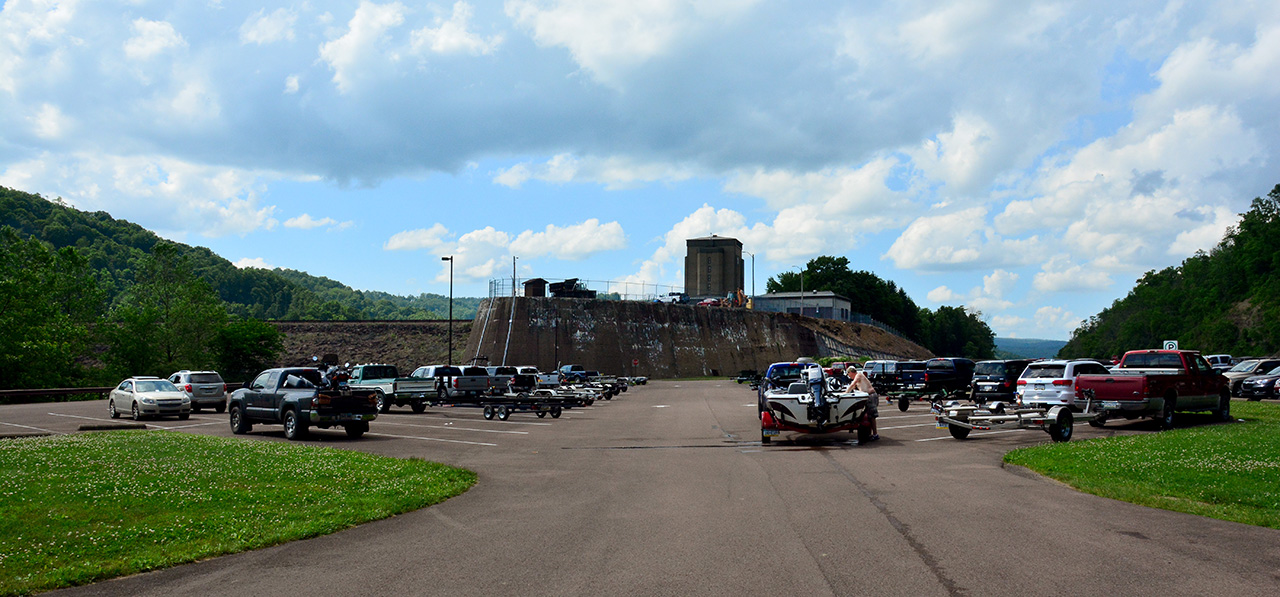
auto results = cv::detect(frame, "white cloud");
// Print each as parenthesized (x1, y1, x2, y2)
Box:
(124, 19, 186, 60)
(510, 219, 626, 260)
(411, 2, 502, 55)
(284, 214, 353, 230)
(886, 207, 1041, 271)
(1034, 305, 1078, 334)
(284, 75, 300, 94)
(493, 153, 697, 190)
(927, 286, 961, 302)
(240, 8, 298, 45)
(384, 223, 451, 251)
(318, 1, 406, 93)
(234, 257, 276, 269)
(30, 103, 70, 139)
(1032, 255, 1112, 293)
(925, 269, 1018, 312)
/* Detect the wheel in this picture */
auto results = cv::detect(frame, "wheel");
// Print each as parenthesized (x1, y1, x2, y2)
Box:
(1159, 396, 1176, 430)
(375, 390, 390, 413)
(215, 403, 226, 413)
(230, 405, 251, 434)
(857, 425, 872, 444)
(1231, 381, 1242, 397)
(345, 421, 368, 439)
(191, 405, 200, 413)
(132, 402, 142, 421)
(898, 397, 909, 412)
(1088, 413, 1107, 428)
(283, 409, 307, 440)
(497, 405, 510, 421)
(948, 424, 970, 440)
(1214, 392, 1231, 422)
(536, 411, 547, 418)
(551, 406, 562, 418)
(108, 400, 119, 419)
(483, 405, 495, 420)
(411, 401, 427, 414)
(179, 413, 190, 420)
(1048, 410, 1074, 442)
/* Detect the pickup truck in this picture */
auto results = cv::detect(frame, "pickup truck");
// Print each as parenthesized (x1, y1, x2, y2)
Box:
(559, 364, 589, 383)
(1074, 349, 1231, 429)
(409, 365, 491, 401)
(517, 366, 560, 389)
(348, 363, 436, 413)
(229, 367, 378, 440)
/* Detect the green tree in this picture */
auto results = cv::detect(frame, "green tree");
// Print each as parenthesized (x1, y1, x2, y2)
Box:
(766, 256, 924, 340)
(0, 227, 104, 390)
(215, 319, 285, 383)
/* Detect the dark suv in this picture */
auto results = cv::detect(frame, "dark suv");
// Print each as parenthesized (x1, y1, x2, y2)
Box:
(970, 359, 1033, 404)
(923, 358, 976, 397)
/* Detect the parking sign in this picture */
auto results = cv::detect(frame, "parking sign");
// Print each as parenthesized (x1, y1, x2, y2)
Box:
(1163, 340, 1179, 350)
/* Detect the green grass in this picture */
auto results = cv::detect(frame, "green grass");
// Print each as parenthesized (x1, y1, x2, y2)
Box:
(1005, 401, 1280, 529)
(0, 431, 476, 596)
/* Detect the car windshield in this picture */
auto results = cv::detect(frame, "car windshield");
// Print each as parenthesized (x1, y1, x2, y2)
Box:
(462, 367, 487, 376)
(1266, 366, 1280, 376)
(1121, 353, 1184, 368)
(1229, 360, 1259, 372)
(493, 367, 517, 375)
(1024, 365, 1066, 379)
(926, 359, 955, 371)
(769, 365, 803, 379)
(189, 373, 223, 383)
(362, 366, 398, 379)
(135, 380, 179, 392)
(899, 361, 925, 371)
(974, 362, 1005, 376)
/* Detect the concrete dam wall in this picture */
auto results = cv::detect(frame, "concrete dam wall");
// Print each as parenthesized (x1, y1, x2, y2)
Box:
(463, 297, 933, 377)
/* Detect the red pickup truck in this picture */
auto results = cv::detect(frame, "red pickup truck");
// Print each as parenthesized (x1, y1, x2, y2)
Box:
(1074, 349, 1231, 429)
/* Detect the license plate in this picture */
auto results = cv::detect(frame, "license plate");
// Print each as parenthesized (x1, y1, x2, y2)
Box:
(935, 419, 948, 429)
(762, 429, 779, 437)
(1101, 401, 1120, 409)
(980, 384, 995, 389)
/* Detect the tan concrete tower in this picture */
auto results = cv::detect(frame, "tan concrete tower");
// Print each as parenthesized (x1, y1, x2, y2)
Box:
(684, 235, 745, 298)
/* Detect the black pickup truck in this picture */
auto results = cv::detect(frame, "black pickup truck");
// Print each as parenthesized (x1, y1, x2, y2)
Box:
(229, 367, 378, 440)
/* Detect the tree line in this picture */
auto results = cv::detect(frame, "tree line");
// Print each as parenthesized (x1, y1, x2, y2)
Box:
(767, 255, 997, 359)
(1060, 184, 1280, 358)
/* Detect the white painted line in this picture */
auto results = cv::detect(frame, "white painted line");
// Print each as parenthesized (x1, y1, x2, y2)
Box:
(376, 421, 529, 435)
(877, 413, 938, 420)
(420, 414, 553, 426)
(653, 405, 669, 408)
(48, 412, 173, 429)
(164, 421, 223, 430)
(0, 420, 61, 434)
(915, 429, 1027, 442)
(366, 432, 497, 447)
(878, 422, 939, 431)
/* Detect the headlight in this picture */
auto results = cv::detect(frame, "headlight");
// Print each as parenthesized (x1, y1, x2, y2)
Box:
(141, 397, 155, 404)
(181, 396, 190, 402)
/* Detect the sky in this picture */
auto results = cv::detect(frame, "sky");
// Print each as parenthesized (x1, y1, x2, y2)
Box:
(2, 1, 1279, 340)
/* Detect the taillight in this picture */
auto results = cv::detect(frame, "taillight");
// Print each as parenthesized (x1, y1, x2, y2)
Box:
(1017, 379, 1027, 386)
(1001, 381, 1011, 388)
(223, 384, 228, 392)
(1052, 379, 1071, 386)
(184, 384, 192, 392)
(453, 379, 459, 388)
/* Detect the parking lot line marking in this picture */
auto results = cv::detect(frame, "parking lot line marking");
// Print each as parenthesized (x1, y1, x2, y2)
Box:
(47, 412, 179, 429)
(877, 413, 938, 420)
(421, 414, 553, 426)
(0, 421, 61, 434)
(878, 422, 939, 430)
(165, 421, 223, 430)
(366, 432, 497, 447)
(914, 429, 1027, 441)
(376, 421, 529, 435)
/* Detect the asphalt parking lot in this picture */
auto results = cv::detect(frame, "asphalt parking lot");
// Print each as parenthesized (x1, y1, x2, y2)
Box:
(5, 381, 1279, 596)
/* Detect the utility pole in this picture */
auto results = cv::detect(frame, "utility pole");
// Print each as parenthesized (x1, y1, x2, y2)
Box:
(441, 256, 454, 365)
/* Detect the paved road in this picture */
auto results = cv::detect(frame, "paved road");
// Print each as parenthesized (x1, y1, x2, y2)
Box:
(4, 382, 1277, 596)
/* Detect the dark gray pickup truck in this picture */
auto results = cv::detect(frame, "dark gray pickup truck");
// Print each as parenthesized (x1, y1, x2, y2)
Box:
(229, 367, 378, 440)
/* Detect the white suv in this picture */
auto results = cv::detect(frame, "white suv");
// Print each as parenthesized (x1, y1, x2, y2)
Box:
(1017, 360, 1111, 407)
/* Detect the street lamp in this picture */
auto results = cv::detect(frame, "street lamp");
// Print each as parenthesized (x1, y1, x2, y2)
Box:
(442, 256, 453, 365)
(745, 250, 755, 298)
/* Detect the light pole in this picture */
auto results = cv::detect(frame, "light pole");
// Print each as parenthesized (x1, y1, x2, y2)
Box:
(745, 251, 755, 297)
(442, 256, 453, 365)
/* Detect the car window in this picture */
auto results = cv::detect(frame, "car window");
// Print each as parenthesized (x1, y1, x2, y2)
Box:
(1266, 366, 1280, 376)
(135, 380, 178, 392)
(1024, 364, 1066, 379)
(1193, 356, 1214, 374)
(974, 362, 1004, 376)
(1121, 353, 1184, 368)
(361, 365, 398, 379)
(899, 362, 925, 371)
(1229, 360, 1258, 372)
(119, 381, 132, 391)
(251, 372, 271, 390)
(189, 373, 223, 384)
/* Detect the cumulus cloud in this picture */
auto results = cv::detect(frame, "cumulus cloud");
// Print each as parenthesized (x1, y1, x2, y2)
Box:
(925, 269, 1018, 312)
(234, 257, 276, 269)
(886, 207, 1042, 271)
(1034, 305, 1078, 334)
(318, 1, 406, 93)
(240, 8, 298, 45)
(124, 19, 186, 60)
(384, 223, 451, 251)
(411, 2, 502, 55)
(30, 103, 70, 139)
(1032, 255, 1113, 293)
(284, 214, 353, 230)
(493, 154, 697, 190)
(509, 219, 626, 260)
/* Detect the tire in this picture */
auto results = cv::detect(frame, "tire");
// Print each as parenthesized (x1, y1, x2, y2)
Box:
(283, 409, 307, 440)
(108, 400, 119, 419)
(411, 401, 427, 414)
(761, 430, 771, 444)
(215, 403, 226, 413)
(345, 421, 368, 439)
(191, 405, 200, 413)
(536, 411, 546, 418)
(1247, 394, 1262, 402)
(483, 405, 495, 420)
(132, 402, 142, 421)
(948, 424, 970, 440)
(898, 397, 909, 412)
(230, 405, 251, 434)
(179, 413, 190, 421)
(551, 406, 562, 418)
(857, 425, 872, 445)
(1231, 381, 1242, 397)
(1159, 396, 1176, 430)
(1048, 410, 1074, 442)
(1214, 392, 1231, 422)
(375, 390, 390, 413)
(497, 405, 510, 421)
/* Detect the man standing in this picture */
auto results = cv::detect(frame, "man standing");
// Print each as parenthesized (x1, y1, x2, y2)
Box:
(848, 369, 880, 442)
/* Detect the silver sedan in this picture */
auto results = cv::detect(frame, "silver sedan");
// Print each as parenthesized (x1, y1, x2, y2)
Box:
(108, 378, 191, 421)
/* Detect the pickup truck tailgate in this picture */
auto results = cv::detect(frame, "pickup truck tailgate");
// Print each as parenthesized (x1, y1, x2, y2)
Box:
(1078, 374, 1148, 400)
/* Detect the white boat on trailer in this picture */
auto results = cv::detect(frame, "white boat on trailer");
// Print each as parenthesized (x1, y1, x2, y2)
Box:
(759, 381, 874, 444)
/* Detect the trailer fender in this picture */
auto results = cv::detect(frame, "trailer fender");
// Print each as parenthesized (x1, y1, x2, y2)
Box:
(761, 410, 778, 430)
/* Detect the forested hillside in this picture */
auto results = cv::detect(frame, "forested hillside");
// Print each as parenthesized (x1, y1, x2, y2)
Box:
(1060, 184, 1280, 358)
(0, 187, 479, 320)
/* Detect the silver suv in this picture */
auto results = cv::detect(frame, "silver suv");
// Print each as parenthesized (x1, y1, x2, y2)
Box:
(168, 370, 228, 413)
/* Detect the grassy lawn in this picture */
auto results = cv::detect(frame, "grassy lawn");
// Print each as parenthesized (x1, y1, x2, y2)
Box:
(1005, 400, 1280, 529)
(0, 430, 476, 596)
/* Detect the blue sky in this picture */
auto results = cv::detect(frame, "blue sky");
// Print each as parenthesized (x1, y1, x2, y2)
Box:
(3, 1, 1279, 340)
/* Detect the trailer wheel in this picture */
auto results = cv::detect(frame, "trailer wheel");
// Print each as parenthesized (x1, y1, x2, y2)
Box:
(483, 405, 495, 420)
(536, 411, 546, 418)
(948, 424, 970, 440)
(551, 406, 562, 418)
(497, 405, 510, 421)
(898, 397, 909, 412)
(1048, 410, 1073, 442)
(411, 401, 427, 414)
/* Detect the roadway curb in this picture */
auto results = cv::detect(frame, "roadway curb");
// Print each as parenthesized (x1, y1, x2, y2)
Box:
(78, 423, 148, 431)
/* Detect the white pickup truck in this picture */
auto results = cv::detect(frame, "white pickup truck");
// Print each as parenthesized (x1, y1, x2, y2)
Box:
(517, 366, 561, 389)
(348, 363, 436, 413)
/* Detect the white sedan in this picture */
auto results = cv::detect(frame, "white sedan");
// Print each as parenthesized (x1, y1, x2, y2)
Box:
(108, 377, 191, 421)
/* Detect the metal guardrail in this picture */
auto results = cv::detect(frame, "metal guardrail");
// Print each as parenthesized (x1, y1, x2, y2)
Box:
(0, 383, 246, 403)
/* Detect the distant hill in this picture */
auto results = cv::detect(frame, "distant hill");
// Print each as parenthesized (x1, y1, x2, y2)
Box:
(1061, 184, 1280, 358)
(994, 337, 1067, 359)
(0, 186, 481, 320)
